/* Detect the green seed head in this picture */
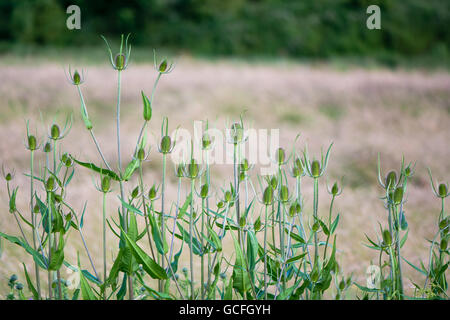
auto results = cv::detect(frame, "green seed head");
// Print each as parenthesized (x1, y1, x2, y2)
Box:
(239, 216, 246, 227)
(240, 158, 249, 172)
(159, 59, 168, 72)
(62, 153, 73, 167)
(137, 148, 146, 161)
(5, 173, 12, 181)
(439, 218, 449, 231)
(202, 133, 211, 149)
(33, 204, 39, 214)
(254, 217, 261, 231)
(73, 70, 81, 85)
(15, 283, 23, 291)
(148, 186, 157, 200)
(176, 164, 185, 178)
(9, 274, 17, 283)
(385, 171, 397, 190)
(114, 53, 126, 70)
(289, 204, 296, 217)
(339, 280, 346, 290)
(192, 211, 197, 219)
(263, 187, 273, 205)
(54, 194, 62, 203)
(217, 201, 225, 209)
(50, 124, 60, 140)
(382, 230, 392, 246)
(310, 270, 319, 282)
(44, 142, 51, 153)
(311, 160, 321, 178)
(65, 213, 72, 221)
(393, 187, 404, 205)
(225, 191, 232, 203)
(270, 177, 278, 189)
(200, 184, 209, 199)
(160, 136, 172, 154)
(440, 239, 448, 251)
(404, 166, 412, 177)
(27, 135, 37, 151)
(131, 186, 139, 199)
(239, 171, 246, 182)
(312, 222, 320, 232)
(276, 148, 286, 165)
(188, 159, 199, 179)
(230, 122, 243, 144)
(280, 185, 289, 202)
(331, 182, 339, 196)
(438, 183, 448, 198)
(296, 202, 302, 213)
(101, 176, 111, 193)
(45, 177, 55, 192)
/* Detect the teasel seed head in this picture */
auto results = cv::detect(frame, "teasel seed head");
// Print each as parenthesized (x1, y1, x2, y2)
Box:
(311, 160, 321, 178)
(54, 194, 63, 203)
(438, 183, 448, 198)
(27, 135, 37, 151)
(276, 148, 286, 165)
(159, 59, 168, 73)
(101, 176, 111, 193)
(114, 54, 126, 71)
(382, 229, 392, 246)
(239, 216, 246, 227)
(137, 148, 146, 162)
(393, 187, 404, 205)
(175, 164, 185, 178)
(217, 201, 225, 209)
(240, 158, 249, 172)
(33, 204, 40, 214)
(160, 136, 172, 154)
(45, 177, 55, 192)
(5, 173, 12, 181)
(73, 70, 81, 85)
(230, 122, 243, 144)
(131, 186, 139, 199)
(202, 133, 212, 150)
(187, 159, 199, 179)
(224, 191, 232, 203)
(148, 185, 157, 200)
(385, 171, 397, 190)
(439, 218, 449, 231)
(440, 238, 448, 251)
(270, 177, 278, 190)
(263, 187, 273, 205)
(280, 185, 289, 202)
(200, 184, 209, 199)
(331, 182, 340, 196)
(254, 216, 262, 231)
(50, 124, 60, 140)
(44, 142, 51, 153)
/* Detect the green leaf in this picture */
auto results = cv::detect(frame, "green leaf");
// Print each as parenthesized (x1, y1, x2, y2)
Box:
(149, 212, 168, 255)
(118, 197, 143, 216)
(287, 229, 305, 244)
(0, 231, 47, 269)
(400, 229, 409, 248)
(286, 252, 307, 264)
(23, 263, 39, 300)
(230, 230, 251, 295)
(122, 159, 140, 181)
(72, 158, 120, 181)
(354, 282, 380, 293)
(207, 224, 222, 252)
(119, 225, 168, 279)
(402, 257, 427, 276)
(330, 214, 340, 234)
(78, 255, 98, 300)
(49, 236, 65, 270)
(177, 193, 192, 219)
(141, 90, 152, 121)
(246, 230, 258, 275)
(176, 222, 202, 255)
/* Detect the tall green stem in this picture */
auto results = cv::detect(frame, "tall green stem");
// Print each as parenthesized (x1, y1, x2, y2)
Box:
(189, 179, 195, 299)
(30, 150, 41, 298)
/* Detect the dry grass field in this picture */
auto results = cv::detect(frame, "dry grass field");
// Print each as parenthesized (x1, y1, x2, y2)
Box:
(0, 55, 449, 297)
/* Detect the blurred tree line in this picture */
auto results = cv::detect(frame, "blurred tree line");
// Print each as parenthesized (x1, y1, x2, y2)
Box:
(0, 0, 448, 60)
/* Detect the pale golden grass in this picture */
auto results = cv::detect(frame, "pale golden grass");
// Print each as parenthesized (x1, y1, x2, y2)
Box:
(0, 58, 449, 297)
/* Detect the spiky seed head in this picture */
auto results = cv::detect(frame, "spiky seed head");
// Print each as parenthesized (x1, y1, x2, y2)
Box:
(331, 182, 339, 196)
(159, 59, 168, 72)
(73, 70, 81, 85)
(28, 135, 37, 151)
(440, 239, 448, 251)
(114, 54, 126, 70)
(404, 166, 412, 177)
(393, 187, 403, 205)
(202, 133, 211, 149)
(385, 171, 397, 190)
(148, 186, 157, 200)
(311, 160, 321, 178)
(289, 204, 296, 217)
(192, 211, 197, 219)
(270, 177, 278, 189)
(33, 204, 39, 213)
(9, 275, 17, 283)
(137, 148, 145, 161)
(339, 280, 346, 290)
(50, 124, 60, 140)
(45, 177, 55, 192)
(131, 186, 139, 199)
(439, 218, 449, 230)
(200, 184, 209, 199)
(65, 213, 72, 221)
(382, 230, 392, 246)
(62, 153, 73, 167)
(176, 164, 185, 178)
(230, 122, 243, 144)
(263, 187, 273, 205)
(240, 158, 249, 172)
(101, 176, 111, 193)
(276, 148, 286, 165)
(224, 191, 232, 203)
(5, 173, 12, 181)
(280, 185, 289, 202)
(217, 201, 225, 209)
(44, 142, 51, 153)
(239, 216, 246, 227)
(438, 183, 448, 198)
(188, 159, 199, 179)
(310, 270, 319, 282)
(160, 136, 172, 154)
(239, 171, 246, 182)
(296, 202, 302, 213)
(254, 217, 261, 231)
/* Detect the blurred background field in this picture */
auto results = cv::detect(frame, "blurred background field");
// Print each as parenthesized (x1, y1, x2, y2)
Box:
(0, 0, 449, 298)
